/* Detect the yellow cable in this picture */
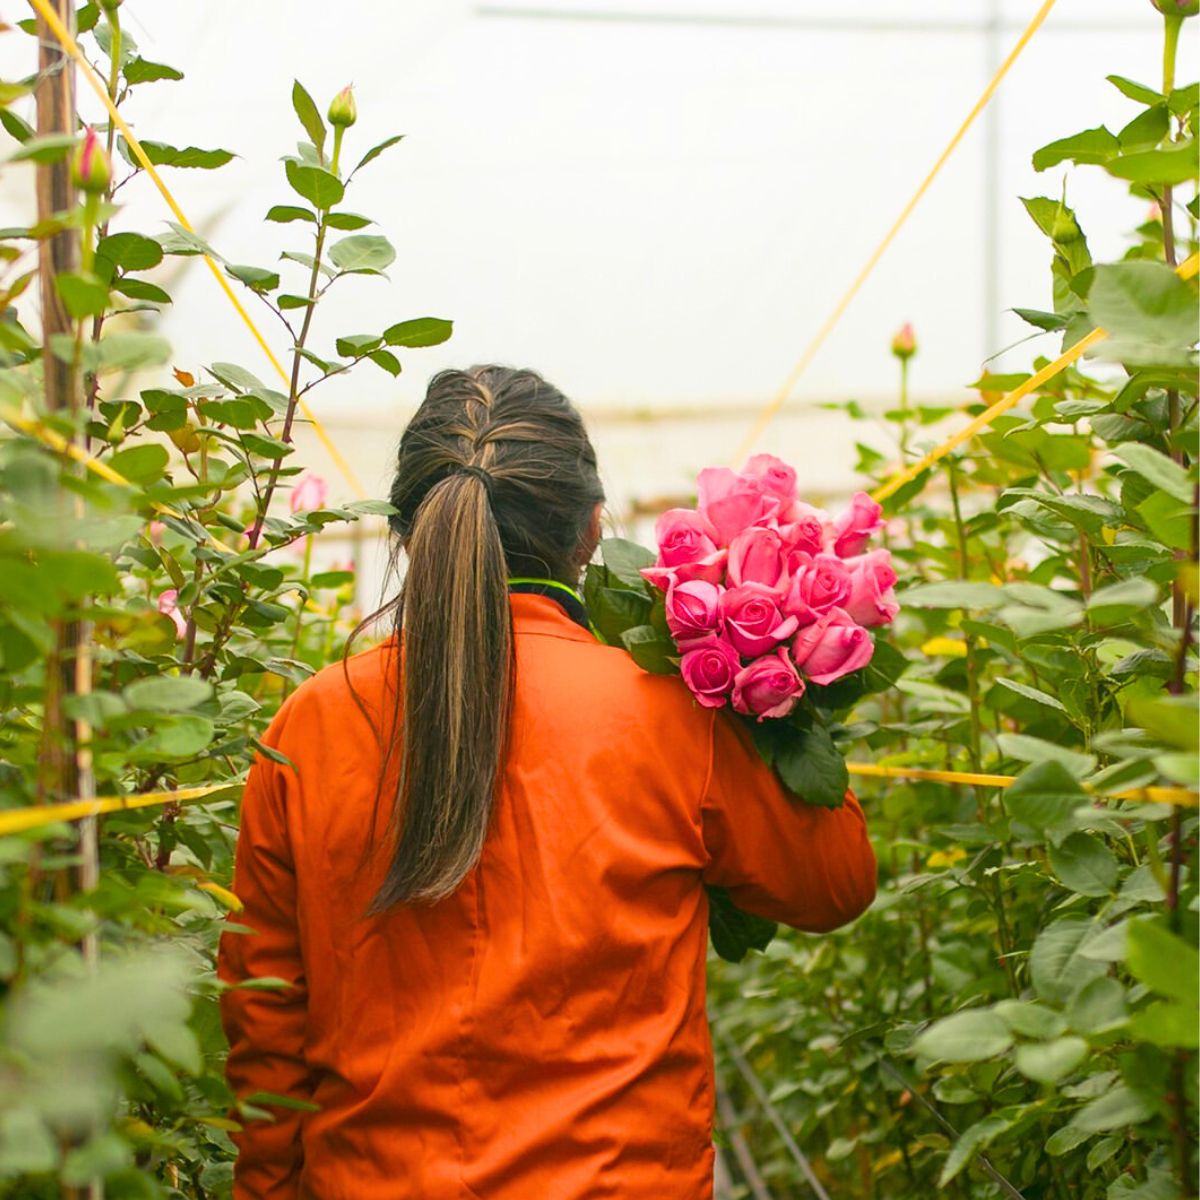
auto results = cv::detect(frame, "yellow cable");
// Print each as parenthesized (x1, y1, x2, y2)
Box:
(871, 251, 1200, 502)
(733, 0, 1061, 466)
(0, 760, 1192, 838)
(27, 0, 368, 500)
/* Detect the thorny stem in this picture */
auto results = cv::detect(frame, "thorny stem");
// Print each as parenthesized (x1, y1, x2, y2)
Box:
(947, 459, 982, 771)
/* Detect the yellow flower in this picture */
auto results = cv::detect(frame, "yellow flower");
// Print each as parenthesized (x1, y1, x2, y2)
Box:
(920, 636, 967, 658)
(927, 847, 967, 869)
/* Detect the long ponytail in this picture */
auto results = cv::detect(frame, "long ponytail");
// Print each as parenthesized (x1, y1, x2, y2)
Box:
(368, 471, 514, 910)
(365, 366, 603, 913)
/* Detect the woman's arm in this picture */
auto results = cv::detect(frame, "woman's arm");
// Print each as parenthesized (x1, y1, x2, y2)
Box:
(218, 741, 315, 1200)
(700, 709, 877, 932)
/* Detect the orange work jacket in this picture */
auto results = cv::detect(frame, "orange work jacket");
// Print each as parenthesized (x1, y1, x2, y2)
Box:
(218, 593, 877, 1199)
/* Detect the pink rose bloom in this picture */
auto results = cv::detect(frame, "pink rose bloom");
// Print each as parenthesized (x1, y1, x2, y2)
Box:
(732, 647, 806, 721)
(742, 454, 797, 504)
(727, 526, 788, 592)
(791, 608, 875, 685)
(721, 583, 799, 658)
(290, 472, 329, 514)
(830, 491, 884, 558)
(783, 553, 853, 626)
(777, 502, 829, 557)
(157, 589, 187, 639)
(696, 467, 779, 547)
(665, 579, 724, 647)
(843, 549, 900, 627)
(679, 636, 742, 708)
(642, 508, 727, 591)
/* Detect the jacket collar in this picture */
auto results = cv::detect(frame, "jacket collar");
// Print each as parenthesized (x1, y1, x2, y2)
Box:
(510, 592, 596, 643)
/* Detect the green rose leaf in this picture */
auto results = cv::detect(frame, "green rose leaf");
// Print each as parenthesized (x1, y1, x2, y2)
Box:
(284, 160, 344, 211)
(382, 317, 454, 348)
(913, 1009, 1013, 1063)
(773, 723, 849, 809)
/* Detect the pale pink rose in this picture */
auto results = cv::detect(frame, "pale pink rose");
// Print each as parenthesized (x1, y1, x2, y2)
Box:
(721, 583, 799, 658)
(642, 508, 728, 591)
(148, 520, 166, 545)
(830, 491, 884, 558)
(157, 589, 187, 639)
(696, 467, 779, 547)
(777, 502, 829, 557)
(727, 526, 788, 592)
(665, 580, 724, 647)
(843, 549, 900, 627)
(732, 647, 806, 721)
(290, 472, 329, 514)
(679, 636, 742, 708)
(791, 608, 875, 685)
(742, 454, 797, 504)
(783, 553, 853, 626)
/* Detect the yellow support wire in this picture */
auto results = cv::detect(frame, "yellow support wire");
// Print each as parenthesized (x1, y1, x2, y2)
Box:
(26, 0, 368, 500)
(0, 760, 1192, 838)
(871, 251, 1200, 502)
(733, 0, 1060, 466)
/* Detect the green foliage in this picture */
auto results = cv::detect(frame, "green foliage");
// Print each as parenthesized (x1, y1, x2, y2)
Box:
(711, 25, 1198, 1197)
(0, 33, 445, 1197)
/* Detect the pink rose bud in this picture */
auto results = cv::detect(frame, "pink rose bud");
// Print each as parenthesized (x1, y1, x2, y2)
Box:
(741, 454, 798, 504)
(727, 526, 788, 592)
(842, 548, 900, 627)
(290, 472, 329, 514)
(665, 580, 724, 648)
(642, 508, 727, 591)
(679, 636, 742, 708)
(696, 466, 779, 547)
(72, 127, 111, 194)
(891, 322, 917, 361)
(147, 520, 166, 545)
(830, 491, 884, 558)
(783, 553, 853, 627)
(328, 85, 358, 128)
(732, 647, 806, 721)
(776, 502, 829, 558)
(1150, 0, 1198, 15)
(791, 608, 875, 686)
(720, 583, 799, 658)
(157, 589, 187, 639)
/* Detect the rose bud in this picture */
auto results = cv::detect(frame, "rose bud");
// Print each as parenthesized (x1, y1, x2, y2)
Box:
(891, 322, 917, 360)
(328, 85, 358, 128)
(842, 549, 900, 627)
(777, 502, 829, 558)
(157, 589, 187, 639)
(732, 647, 805, 721)
(830, 491, 884, 558)
(290, 472, 329, 514)
(679, 636, 742, 708)
(741, 453, 798, 504)
(783, 553, 853, 626)
(1150, 0, 1198, 15)
(727, 525, 788, 592)
(695, 466, 780, 547)
(721, 583, 799, 658)
(792, 608, 875, 685)
(72, 127, 111, 194)
(665, 579, 724, 648)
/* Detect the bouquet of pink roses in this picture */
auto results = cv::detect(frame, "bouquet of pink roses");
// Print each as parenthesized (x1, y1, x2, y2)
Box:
(584, 454, 904, 812)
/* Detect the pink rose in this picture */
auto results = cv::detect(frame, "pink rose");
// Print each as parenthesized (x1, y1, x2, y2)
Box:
(830, 491, 884, 558)
(727, 526, 788, 592)
(742, 454, 797, 504)
(791, 608, 875, 685)
(679, 637, 742, 708)
(777, 502, 829, 558)
(721, 583, 799, 658)
(665, 580, 724, 647)
(157, 589, 187, 639)
(147, 520, 166, 545)
(732, 647, 806, 721)
(290, 472, 329, 514)
(642, 508, 727, 590)
(783, 553, 853, 626)
(843, 549, 900, 627)
(696, 467, 779, 547)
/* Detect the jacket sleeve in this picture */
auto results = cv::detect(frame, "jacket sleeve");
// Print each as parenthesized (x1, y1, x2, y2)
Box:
(700, 709, 877, 932)
(217, 727, 315, 1200)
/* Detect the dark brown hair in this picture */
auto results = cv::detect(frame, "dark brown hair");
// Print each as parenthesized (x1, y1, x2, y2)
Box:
(365, 365, 604, 911)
